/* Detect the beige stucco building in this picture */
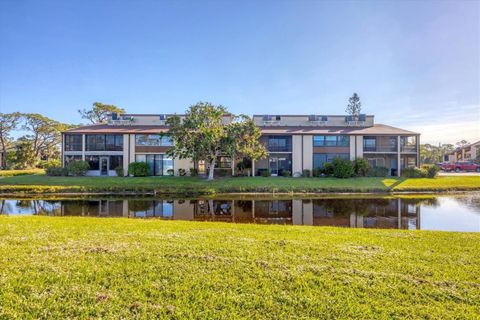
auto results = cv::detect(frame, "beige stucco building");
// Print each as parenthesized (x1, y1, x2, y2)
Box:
(62, 113, 419, 177)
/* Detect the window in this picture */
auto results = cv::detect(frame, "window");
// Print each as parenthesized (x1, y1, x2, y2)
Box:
(363, 137, 376, 151)
(64, 155, 82, 165)
(401, 136, 417, 152)
(64, 134, 82, 151)
(313, 153, 349, 168)
(109, 156, 123, 169)
(85, 155, 99, 170)
(313, 135, 349, 147)
(86, 134, 123, 151)
(325, 136, 337, 146)
(135, 134, 173, 146)
(106, 135, 123, 151)
(217, 156, 231, 168)
(268, 136, 291, 152)
(135, 154, 173, 176)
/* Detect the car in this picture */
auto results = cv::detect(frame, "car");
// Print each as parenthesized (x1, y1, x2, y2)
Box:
(454, 162, 480, 172)
(439, 162, 456, 171)
(438, 162, 480, 172)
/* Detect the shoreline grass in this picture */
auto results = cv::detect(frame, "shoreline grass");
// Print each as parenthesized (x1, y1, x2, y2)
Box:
(0, 217, 478, 318)
(0, 175, 479, 195)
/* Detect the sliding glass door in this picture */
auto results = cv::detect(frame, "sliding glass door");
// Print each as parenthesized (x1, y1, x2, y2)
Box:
(135, 154, 173, 176)
(269, 154, 292, 176)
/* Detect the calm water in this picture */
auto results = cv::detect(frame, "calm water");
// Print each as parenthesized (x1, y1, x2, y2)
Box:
(1, 193, 479, 232)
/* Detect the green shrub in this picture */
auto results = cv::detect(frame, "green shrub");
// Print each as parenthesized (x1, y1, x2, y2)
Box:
(115, 166, 124, 177)
(353, 158, 369, 177)
(189, 168, 198, 176)
(312, 167, 322, 177)
(301, 169, 311, 177)
(178, 168, 186, 176)
(167, 169, 174, 176)
(282, 170, 291, 177)
(323, 163, 334, 176)
(260, 169, 271, 177)
(46, 166, 67, 176)
(66, 161, 90, 176)
(37, 159, 61, 169)
(401, 167, 427, 178)
(332, 158, 354, 178)
(367, 167, 389, 177)
(421, 164, 440, 178)
(128, 162, 150, 177)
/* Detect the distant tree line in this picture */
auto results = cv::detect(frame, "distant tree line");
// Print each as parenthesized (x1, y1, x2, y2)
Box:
(0, 102, 125, 169)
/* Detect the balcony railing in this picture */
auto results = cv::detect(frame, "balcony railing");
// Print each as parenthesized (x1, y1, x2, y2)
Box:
(401, 145, 417, 153)
(364, 144, 397, 152)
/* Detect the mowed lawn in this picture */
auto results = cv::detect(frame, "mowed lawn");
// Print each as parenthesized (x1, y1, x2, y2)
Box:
(0, 217, 479, 319)
(0, 175, 479, 194)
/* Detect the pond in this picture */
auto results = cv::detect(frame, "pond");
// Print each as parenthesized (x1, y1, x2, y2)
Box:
(1, 193, 479, 232)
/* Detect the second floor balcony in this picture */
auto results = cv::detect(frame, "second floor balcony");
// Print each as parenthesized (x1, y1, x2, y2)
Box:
(363, 136, 418, 153)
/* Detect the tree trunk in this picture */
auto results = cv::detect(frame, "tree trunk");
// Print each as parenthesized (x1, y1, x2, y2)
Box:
(207, 158, 216, 180)
(0, 136, 6, 169)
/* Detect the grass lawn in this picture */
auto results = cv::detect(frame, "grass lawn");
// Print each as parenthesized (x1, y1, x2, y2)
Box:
(0, 169, 44, 177)
(0, 174, 479, 195)
(0, 217, 478, 319)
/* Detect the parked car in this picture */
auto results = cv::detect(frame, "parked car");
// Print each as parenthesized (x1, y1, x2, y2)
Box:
(440, 162, 480, 172)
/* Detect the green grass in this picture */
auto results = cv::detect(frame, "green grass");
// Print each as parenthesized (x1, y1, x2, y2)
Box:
(0, 168, 44, 177)
(0, 175, 478, 195)
(0, 217, 478, 319)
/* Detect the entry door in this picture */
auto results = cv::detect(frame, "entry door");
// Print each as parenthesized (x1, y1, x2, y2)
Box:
(269, 157, 279, 176)
(100, 157, 109, 176)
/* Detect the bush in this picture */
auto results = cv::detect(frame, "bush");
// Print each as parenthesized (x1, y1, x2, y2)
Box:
(66, 160, 90, 176)
(260, 169, 271, 177)
(401, 167, 426, 178)
(46, 166, 67, 176)
(115, 166, 124, 177)
(282, 170, 291, 177)
(323, 163, 334, 176)
(178, 168, 186, 176)
(37, 159, 61, 169)
(421, 164, 440, 178)
(312, 167, 322, 177)
(353, 158, 369, 177)
(128, 162, 150, 177)
(167, 169, 174, 176)
(301, 169, 311, 177)
(367, 166, 389, 177)
(332, 158, 354, 178)
(189, 168, 198, 176)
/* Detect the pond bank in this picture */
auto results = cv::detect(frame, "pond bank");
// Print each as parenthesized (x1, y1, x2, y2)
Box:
(0, 175, 479, 195)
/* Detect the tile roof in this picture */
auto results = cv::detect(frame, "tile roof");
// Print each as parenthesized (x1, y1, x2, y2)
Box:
(258, 124, 419, 135)
(64, 123, 418, 135)
(63, 124, 169, 134)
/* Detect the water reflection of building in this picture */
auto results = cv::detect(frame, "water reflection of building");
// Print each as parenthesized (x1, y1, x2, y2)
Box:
(53, 198, 421, 230)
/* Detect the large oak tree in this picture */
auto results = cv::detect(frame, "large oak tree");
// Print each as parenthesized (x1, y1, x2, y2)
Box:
(78, 102, 125, 124)
(0, 112, 22, 169)
(164, 102, 267, 180)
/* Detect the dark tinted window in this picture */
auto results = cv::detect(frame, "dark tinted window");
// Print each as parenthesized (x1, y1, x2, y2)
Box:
(64, 134, 82, 151)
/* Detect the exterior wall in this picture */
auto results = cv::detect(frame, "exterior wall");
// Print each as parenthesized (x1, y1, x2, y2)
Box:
(128, 134, 135, 168)
(302, 135, 313, 171)
(356, 136, 364, 158)
(122, 134, 129, 176)
(292, 135, 303, 176)
(174, 157, 193, 176)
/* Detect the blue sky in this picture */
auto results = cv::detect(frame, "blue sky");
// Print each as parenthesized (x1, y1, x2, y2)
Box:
(0, 0, 478, 144)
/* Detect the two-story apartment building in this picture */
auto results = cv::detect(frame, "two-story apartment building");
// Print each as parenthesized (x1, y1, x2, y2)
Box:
(62, 113, 419, 177)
